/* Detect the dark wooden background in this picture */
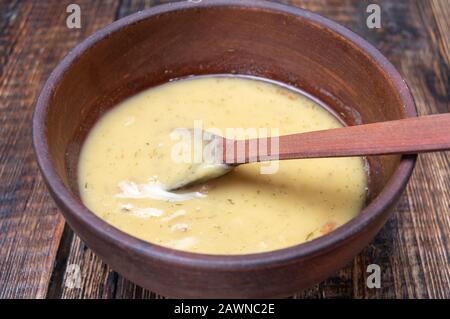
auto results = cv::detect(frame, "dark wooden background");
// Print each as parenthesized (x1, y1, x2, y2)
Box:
(0, 0, 449, 299)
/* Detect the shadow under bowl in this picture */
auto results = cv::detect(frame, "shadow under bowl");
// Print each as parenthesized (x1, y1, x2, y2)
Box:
(33, 0, 417, 298)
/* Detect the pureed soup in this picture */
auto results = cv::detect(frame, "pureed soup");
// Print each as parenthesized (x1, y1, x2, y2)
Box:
(78, 76, 368, 254)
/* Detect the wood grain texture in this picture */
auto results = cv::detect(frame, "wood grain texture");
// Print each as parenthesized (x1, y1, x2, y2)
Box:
(0, 0, 448, 299)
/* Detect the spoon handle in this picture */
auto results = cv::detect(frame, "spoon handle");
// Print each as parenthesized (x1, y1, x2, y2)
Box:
(225, 113, 450, 163)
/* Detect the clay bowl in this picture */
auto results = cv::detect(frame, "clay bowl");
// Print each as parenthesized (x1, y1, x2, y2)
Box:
(33, 0, 417, 298)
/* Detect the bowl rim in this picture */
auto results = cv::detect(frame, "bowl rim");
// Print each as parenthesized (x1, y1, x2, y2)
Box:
(33, 0, 417, 270)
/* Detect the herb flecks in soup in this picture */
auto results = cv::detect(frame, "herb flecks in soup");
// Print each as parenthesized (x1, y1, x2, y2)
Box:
(78, 77, 367, 254)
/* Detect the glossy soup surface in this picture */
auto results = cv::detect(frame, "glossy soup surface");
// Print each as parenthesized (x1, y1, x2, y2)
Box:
(78, 76, 368, 254)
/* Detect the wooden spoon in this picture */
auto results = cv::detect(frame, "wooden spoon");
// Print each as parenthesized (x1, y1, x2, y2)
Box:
(169, 113, 450, 190)
(220, 113, 450, 164)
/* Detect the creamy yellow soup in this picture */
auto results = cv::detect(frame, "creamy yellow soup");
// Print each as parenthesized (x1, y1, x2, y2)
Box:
(78, 76, 367, 254)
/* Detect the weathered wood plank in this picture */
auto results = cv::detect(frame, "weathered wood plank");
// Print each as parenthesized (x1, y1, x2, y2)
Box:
(0, 0, 120, 298)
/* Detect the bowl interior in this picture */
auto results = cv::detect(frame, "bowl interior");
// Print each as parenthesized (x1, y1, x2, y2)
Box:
(43, 4, 411, 237)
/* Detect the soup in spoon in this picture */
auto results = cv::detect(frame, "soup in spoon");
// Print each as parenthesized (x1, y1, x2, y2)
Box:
(78, 76, 368, 254)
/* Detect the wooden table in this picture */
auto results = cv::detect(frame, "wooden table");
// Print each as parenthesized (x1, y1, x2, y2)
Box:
(0, 0, 449, 299)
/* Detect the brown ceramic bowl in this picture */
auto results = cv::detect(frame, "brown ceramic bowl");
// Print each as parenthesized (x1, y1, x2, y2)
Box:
(33, 0, 417, 298)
